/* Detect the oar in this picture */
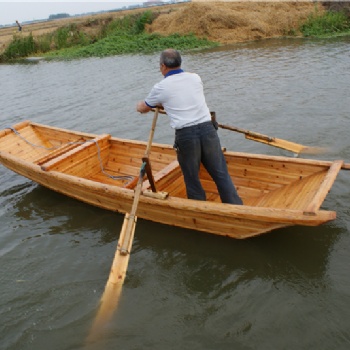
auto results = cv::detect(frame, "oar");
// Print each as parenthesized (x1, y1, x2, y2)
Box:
(152, 108, 325, 155)
(210, 112, 326, 155)
(87, 108, 159, 343)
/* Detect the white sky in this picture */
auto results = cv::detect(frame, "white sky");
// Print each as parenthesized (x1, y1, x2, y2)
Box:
(0, 1, 145, 26)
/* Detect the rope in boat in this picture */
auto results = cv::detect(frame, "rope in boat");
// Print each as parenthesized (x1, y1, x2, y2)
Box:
(6, 127, 134, 182)
(8, 126, 58, 150)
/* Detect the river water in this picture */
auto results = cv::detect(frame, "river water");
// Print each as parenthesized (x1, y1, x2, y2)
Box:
(0, 37, 350, 350)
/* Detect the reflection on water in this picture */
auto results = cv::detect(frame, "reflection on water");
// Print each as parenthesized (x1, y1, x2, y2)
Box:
(1, 37, 350, 350)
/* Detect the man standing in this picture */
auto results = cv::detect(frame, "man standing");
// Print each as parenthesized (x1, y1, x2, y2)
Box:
(16, 20, 22, 32)
(136, 48, 242, 205)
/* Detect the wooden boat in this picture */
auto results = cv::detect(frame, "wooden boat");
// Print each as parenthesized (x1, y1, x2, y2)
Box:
(0, 120, 348, 239)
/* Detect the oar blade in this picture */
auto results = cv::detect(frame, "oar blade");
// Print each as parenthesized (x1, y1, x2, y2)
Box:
(86, 213, 136, 343)
(245, 134, 327, 155)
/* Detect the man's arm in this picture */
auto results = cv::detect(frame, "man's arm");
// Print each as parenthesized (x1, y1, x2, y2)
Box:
(136, 101, 152, 114)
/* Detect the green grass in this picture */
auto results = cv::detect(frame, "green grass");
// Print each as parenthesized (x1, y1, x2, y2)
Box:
(44, 32, 216, 59)
(1, 33, 36, 60)
(0, 11, 217, 62)
(300, 10, 350, 37)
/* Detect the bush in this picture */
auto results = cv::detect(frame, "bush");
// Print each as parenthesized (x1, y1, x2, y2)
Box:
(300, 10, 350, 37)
(133, 10, 155, 34)
(53, 24, 89, 49)
(1, 33, 36, 60)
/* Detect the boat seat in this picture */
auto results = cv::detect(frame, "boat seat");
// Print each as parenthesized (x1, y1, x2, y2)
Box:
(40, 134, 111, 172)
(124, 159, 180, 190)
(33, 138, 85, 165)
(142, 159, 180, 191)
(121, 159, 180, 191)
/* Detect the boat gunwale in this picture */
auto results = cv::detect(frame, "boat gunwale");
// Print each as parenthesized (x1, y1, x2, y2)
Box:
(29, 121, 349, 170)
(28, 121, 350, 170)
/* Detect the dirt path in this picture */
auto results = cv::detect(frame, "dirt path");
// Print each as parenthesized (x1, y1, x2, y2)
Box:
(0, 2, 325, 54)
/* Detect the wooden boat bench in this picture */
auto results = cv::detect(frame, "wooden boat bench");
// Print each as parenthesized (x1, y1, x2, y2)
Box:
(39, 134, 111, 175)
(139, 159, 182, 199)
(33, 138, 85, 166)
(245, 160, 343, 214)
(141, 159, 180, 191)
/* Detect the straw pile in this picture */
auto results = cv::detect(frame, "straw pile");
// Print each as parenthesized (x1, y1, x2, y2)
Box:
(147, 2, 325, 44)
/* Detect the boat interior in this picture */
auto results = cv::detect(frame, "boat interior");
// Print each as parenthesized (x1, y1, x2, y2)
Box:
(0, 121, 342, 214)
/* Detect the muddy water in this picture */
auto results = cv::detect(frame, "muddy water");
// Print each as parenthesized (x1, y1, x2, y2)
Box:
(0, 37, 350, 350)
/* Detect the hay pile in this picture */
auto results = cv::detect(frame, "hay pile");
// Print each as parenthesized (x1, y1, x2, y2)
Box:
(147, 2, 325, 44)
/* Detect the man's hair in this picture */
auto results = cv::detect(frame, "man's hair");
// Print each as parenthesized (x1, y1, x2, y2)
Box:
(160, 49, 182, 68)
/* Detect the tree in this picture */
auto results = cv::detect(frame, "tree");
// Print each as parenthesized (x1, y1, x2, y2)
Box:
(49, 13, 70, 20)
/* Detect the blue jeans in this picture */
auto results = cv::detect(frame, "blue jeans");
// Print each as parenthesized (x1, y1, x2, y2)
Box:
(175, 121, 243, 205)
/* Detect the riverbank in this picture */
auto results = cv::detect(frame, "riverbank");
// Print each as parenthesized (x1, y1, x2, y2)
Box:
(1, 2, 349, 60)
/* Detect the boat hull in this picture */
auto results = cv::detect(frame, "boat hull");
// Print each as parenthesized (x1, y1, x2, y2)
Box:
(0, 151, 336, 239)
(0, 121, 342, 239)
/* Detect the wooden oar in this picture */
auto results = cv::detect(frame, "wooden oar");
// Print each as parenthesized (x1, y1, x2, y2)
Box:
(210, 112, 326, 155)
(152, 108, 325, 155)
(87, 108, 159, 343)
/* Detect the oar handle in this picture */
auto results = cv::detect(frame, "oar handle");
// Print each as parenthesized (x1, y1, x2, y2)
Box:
(210, 111, 274, 143)
(218, 122, 274, 143)
(145, 108, 159, 156)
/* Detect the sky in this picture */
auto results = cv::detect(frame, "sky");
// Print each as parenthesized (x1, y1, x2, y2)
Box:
(0, 1, 145, 26)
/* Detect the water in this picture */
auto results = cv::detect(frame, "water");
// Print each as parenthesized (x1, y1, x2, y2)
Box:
(1, 37, 350, 349)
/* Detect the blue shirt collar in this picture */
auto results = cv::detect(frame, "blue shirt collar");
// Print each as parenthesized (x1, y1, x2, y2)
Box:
(165, 69, 184, 78)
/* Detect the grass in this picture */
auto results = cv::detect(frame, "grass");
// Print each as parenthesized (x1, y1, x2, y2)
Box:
(0, 11, 217, 62)
(300, 10, 350, 37)
(1, 33, 36, 60)
(45, 32, 216, 59)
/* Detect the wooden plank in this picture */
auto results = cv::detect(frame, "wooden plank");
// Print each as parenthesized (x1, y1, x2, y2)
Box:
(233, 176, 280, 193)
(31, 122, 97, 141)
(0, 121, 30, 138)
(108, 154, 171, 174)
(13, 126, 53, 149)
(304, 160, 343, 215)
(62, 145, 109, 176)
(256, 171, 325, 210)
(142, 160, 180, 190)
(152, 168, 183, 191)
(88, 172, 129, 187)
(108, 149, 175, 176)
(226, 150, 338, 169)
(0, 133, 44, 160)
(227, 162, 318, 186)
(41, 134, 110, 172)
(168, 178, 187, 198)
(105, 163, 142, 177)
(33, 139, 84, 165)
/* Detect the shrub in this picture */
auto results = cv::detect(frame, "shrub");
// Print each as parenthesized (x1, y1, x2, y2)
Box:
(1, 33, 36, 60)
(300, 10, 350, 37)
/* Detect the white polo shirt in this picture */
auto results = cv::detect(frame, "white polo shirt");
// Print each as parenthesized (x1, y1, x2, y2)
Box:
(145, 69, 211, 129)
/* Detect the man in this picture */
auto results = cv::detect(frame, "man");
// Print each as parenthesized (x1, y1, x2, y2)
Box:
(136, 48, 242, 205)
(16, 20, 22, 32)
